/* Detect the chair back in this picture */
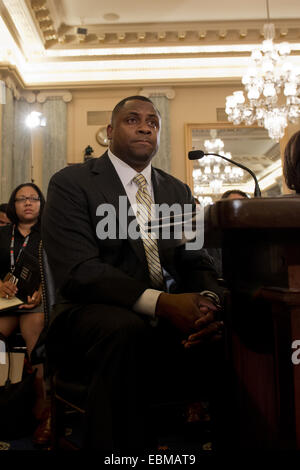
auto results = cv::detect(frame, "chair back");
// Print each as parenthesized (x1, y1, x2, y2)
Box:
(38, 241, 56, 328)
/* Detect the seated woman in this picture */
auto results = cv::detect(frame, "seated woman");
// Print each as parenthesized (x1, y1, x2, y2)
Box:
(220, 189, 250, 200)
(283, 130, 300, 195)
(0, 183, 50, 445)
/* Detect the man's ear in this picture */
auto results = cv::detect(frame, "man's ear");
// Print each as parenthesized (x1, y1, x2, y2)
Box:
(107, 124, 113, 140)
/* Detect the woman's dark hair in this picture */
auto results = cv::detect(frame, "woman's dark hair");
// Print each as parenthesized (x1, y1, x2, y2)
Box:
(221, 189, 249, 199)
(0, 203, 8, 213)
(6, 183, 45, 225)
(283, 130, 300, 193)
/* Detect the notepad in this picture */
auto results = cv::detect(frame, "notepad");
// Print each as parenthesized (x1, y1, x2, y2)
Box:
(5, 250, 40, 303)
(0, 296, 23, 312)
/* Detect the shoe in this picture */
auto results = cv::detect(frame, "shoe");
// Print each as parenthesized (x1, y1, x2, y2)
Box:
(32, 408, 52, 446)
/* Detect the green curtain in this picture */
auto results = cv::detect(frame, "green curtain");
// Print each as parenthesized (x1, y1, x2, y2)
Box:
(150, 95, 170, 174)
(42, 98, 67, 195)
(13, 100, 31, 188)
(0, 87, 31, 202)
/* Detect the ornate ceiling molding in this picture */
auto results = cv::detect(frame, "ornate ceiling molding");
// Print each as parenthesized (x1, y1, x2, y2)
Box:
(2, 0, 45, 54)
(21, 1, 300, 50)
(30, 0, 57, 44)
(0, 66, 25, 98)
(0, 68, 72, 101)
(47, 21, 300, 49)
(1, 1, 300, 88)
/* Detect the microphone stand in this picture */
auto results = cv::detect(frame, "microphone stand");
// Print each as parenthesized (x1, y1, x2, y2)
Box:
(189, 151, 261, 197)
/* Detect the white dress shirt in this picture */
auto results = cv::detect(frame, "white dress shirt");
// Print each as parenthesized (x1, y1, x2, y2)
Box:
(108, 149, 162, 318)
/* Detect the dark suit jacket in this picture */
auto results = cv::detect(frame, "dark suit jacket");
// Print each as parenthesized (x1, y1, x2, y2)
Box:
(42, 152, 222, 323)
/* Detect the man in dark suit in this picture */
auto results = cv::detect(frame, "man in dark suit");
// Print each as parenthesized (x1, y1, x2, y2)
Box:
(42, 96, 224, 450)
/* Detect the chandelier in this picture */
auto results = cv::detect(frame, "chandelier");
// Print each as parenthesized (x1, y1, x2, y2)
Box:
(225, 1, 300, 142)
(192, 130, 244, 194)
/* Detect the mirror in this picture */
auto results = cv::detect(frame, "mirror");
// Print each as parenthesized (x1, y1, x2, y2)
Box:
(185, 123, 282, 205)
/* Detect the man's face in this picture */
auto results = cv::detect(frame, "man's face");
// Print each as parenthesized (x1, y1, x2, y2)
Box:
(107, 99, 161, 171)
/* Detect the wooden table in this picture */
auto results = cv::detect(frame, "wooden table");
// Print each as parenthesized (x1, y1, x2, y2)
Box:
(205, 197, 300, 449)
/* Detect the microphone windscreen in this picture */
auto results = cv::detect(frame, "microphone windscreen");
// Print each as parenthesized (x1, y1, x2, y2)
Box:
(188, 150, 205, 160)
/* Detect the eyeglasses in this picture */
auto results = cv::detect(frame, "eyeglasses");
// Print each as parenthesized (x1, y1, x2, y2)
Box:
(15, 197, 40, 203)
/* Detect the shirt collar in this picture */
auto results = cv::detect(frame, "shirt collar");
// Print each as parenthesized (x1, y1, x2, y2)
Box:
(15, 222, 39, 236)
(108, 148, 152, 189)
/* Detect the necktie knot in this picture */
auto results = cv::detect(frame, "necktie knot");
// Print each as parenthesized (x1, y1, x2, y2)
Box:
(133, 173, 147, 191)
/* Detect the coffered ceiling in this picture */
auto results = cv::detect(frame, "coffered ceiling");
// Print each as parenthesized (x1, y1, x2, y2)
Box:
(0, 0, 300, 87)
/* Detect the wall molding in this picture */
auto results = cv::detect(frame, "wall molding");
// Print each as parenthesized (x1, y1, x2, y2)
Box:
(20, 90, 36, 103)
(36, 90, 72, 103)
(140, 87, 175, 100)
(3, 75, 21, 99)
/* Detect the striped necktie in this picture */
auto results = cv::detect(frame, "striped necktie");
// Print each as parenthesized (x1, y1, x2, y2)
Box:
(133, 173, 164, 288)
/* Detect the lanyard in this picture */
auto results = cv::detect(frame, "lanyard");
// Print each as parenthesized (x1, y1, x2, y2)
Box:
(10, 225, 30, 273)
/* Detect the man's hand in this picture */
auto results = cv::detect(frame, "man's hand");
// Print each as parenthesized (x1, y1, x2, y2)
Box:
(182, 311, 223, 349)
(155, 292, 219, 334)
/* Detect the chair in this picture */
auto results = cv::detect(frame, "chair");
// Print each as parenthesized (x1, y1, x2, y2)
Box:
(38, 241, 228, 450)
(38, 241, 87, 450)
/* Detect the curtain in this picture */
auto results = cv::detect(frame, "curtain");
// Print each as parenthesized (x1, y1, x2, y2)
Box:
(42, 98, 67, 195)
(0, 87, 31, 202)
(150, 95, 170, 174)
(1, 87, 14, 202)
(13, 100, 31, 187)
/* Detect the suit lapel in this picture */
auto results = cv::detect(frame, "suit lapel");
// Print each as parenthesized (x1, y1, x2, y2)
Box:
(91, 153, 126, 215)
(151, 167, 174, 207)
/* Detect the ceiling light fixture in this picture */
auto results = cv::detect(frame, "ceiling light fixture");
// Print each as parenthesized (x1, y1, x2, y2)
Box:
(225, 0, 300, 141)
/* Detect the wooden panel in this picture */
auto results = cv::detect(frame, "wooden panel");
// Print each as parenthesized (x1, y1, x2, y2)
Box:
(205, 198, 300, 449)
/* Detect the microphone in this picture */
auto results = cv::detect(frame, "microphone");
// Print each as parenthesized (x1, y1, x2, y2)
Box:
(188, 150, 261, 197)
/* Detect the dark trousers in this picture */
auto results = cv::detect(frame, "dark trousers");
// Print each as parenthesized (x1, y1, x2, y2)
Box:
(46, 303, 226, 450)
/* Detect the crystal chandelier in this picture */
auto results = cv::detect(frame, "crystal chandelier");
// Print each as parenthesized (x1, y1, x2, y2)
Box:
(225, 1, 300, 142)
(197, 196, 213, 207)
(192, 130, 244, 194)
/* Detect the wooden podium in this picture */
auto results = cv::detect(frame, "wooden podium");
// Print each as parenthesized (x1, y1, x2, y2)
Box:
(204, 197, 300, 449)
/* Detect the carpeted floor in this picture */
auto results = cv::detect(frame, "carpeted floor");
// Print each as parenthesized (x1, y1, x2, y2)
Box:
(0, 401, 214, 452)
(0, 436, 36, 451)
